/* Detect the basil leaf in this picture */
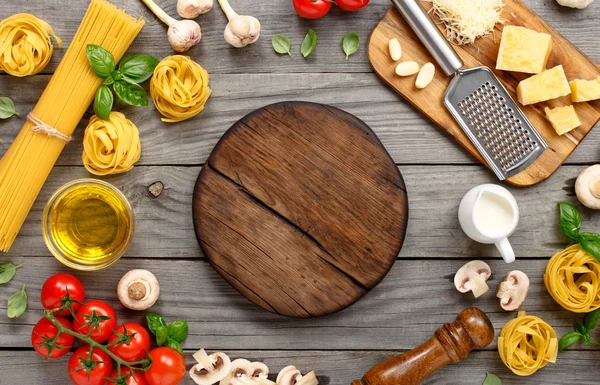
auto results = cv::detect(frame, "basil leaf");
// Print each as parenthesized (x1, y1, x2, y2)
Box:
(146, 312, 167, 335)
(559, 331, 582, 351)
(580, 232, 600, 262)
(156, 325, 168, 346)
(0, 263, 21, 284)
(342, 32, 360, 60)
(167, 320, 188, 343)
(558, 202, 582, 241)
(94, 86, 113, 120)
(575, 321, 587, 335)
(86, 44, 115, 79)
(301, 29, 317, 58)
(113, 80, 148, 107)
(119, 54, 159, 83)
(584, 308, 600, 331)
(7, 285, 27, 318)
(104, 74, 115, 86)
(272, 34, 292, 56)
(582, 331, 592, 344)
(165, 337, 184, 356)
(0, 97, 19, 119)
(482, 372, 502, 385)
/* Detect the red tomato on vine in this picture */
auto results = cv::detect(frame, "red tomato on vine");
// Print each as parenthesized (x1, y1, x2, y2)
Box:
(108, 322, 151, 363)
(68, 346, 113, 385)
(143, 347, 186, 385)
(73, 300, 117, 343)
(107, 367, 148, 385)
(31, 317, 75, 359)
(292, 0, 332, 19)
(336, 0, 370, 11)
(41, 273, 85, 316)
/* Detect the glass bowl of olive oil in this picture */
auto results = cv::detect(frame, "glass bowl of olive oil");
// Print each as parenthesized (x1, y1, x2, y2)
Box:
(42, 179, 134, 271)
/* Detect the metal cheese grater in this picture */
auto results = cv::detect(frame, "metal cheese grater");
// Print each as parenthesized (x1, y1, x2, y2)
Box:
(391, 0, 547, 180)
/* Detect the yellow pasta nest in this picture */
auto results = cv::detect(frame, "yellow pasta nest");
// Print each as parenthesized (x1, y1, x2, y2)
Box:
(82, 112, 141, 176)
(498, 311, 558, 376)
(150, 55, 211, 123)
(544, 244, 600, 313)
(0, 13, 62, 77)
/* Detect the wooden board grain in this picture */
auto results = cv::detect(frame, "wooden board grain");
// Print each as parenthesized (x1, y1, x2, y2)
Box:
(192, 102, 408, 318)
(368, 1, 600, 186)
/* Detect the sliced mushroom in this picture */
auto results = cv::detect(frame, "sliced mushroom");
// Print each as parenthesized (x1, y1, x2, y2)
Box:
(251, 362, 269, 379)
(496, 270, 530, 311)
(220, 359, 255, 385)
(454, 260, 492, 298)
(190, 349, 232, 385)
(276, 367, 318, 385)
(253, 379, 276, 385)
(576, 165, 600, 209)
(117, 269, 160, 310)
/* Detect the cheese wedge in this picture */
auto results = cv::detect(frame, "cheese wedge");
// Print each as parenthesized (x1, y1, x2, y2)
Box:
(570, 76, 600, 102)
(517, 65, 571, 105)
(544, 106, 581, 135)
(496, 26, 552, 74)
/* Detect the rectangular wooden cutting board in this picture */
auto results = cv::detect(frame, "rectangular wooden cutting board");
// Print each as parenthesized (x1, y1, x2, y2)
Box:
(369, 1, 600, 186)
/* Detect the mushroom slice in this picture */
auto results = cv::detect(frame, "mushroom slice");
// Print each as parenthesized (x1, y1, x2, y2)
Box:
(190, 349, 232, 385)
(576, 165, 600, 209)
(253, 379, 276, 385)
(496, 270, 530, 311)
(454, 260, 492, 298)
(117, 269, 160, 310)
(220, 359, 255, 385)
(295, 371, 318, 385)
(276, 366, 302, 385)
(251, 362, 269, 379)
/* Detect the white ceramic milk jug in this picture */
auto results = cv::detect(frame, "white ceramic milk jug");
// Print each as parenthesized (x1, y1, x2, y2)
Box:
(458, 184, 519, 263)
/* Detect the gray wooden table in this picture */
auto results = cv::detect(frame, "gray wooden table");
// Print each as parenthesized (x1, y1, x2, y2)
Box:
(1, 0, 600, 384)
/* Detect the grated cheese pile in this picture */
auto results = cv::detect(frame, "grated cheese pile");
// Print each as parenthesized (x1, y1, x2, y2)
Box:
(425, 0, 505, 45)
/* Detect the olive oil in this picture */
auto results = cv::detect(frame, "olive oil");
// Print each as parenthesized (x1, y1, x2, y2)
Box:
(43, 180, 134, 270)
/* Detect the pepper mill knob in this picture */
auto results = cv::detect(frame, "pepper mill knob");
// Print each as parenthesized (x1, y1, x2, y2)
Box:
(351, 307, 494, 385)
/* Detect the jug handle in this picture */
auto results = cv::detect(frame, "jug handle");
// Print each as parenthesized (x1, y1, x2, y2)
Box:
(495, 238, 515, 263)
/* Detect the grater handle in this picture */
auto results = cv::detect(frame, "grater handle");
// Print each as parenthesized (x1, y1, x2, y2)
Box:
(390, 0, 464, 76)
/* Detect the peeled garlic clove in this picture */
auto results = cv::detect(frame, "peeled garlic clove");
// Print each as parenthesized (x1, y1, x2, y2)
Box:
(416, 62, 435, 89)
(395, 61, 420, 77)
(388, 38, 402, 61)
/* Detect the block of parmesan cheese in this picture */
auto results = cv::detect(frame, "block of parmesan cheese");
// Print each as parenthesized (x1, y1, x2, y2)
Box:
(496, 26, 552, 74)
(570, 76, 600, 102)
(517, 65, 571, 105)
(544, 106, 581, 135)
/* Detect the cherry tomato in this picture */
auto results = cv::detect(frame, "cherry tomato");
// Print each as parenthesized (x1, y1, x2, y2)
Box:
(41, 273, 85, 316)
(335, 0, 370, 11)
(292, 0, 332, 19)
(73, 300, 117, 343)
(68, 346, 113, 385)
(108, 323, 151, 363)
(31, 317, 75, 359)
(143, 347, 186, 385)
(107, 367, 148, 385)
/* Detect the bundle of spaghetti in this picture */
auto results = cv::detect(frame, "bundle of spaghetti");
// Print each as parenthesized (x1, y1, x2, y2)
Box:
(544, 244, 600, 313)
(0, 0, 144, 251)
(82, 112, 141, 176)
(498, 311, 558, 376)
(0, 13, 62, 76)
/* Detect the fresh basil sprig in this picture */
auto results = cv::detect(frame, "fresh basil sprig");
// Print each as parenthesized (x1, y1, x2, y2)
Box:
(0, 263, 22, 284)
(558, 202, 600, 261)
(272, 34, 292, 56)
(145, 312, 188, 356)
(86, 44, 158, 120)
(342, 32, 360, 60)
(559, 308, 600, 351)
(0, 97, 19, 119)
(7, 285, 27, 318)
(301, 29, 317, 58)
(482, 372, 502, 385)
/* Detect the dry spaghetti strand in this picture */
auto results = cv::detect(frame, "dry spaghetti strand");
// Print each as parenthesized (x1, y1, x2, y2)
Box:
(0, 13, 62, 76)
(0, 0, 144, 251)
(544, 244, 600, 313)
(498, 311, 558, 376)
(150, 55, 211, 123)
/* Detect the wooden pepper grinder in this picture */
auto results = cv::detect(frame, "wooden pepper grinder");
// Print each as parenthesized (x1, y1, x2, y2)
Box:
(352, 307, 494, 385)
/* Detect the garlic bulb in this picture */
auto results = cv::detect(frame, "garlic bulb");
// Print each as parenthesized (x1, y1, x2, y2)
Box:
(178, 0, 214, 18)
(217, 0, 261, 48)
(141, 0, 202, 52)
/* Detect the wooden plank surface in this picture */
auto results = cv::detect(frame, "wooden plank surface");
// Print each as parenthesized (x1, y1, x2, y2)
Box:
(2, 0, 600, 383)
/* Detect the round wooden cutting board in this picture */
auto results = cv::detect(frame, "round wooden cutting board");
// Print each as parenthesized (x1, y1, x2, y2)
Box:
(192, 102, 408, 318)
